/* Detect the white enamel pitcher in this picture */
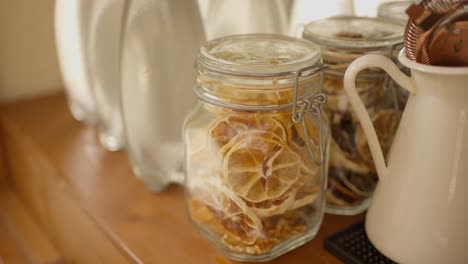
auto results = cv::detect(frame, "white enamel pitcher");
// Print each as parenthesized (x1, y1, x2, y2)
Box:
(344, 50, 468, 264)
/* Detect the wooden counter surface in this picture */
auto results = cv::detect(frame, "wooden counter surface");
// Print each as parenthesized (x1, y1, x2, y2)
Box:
(0, 94, 364, 263)
(0, 186, 63, 263)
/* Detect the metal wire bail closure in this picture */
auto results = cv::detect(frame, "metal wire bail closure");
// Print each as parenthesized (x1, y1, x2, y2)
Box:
(292, 63, 329, 166)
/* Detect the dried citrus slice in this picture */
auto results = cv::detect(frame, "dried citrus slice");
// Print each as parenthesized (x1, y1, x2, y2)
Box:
(298, 118, 320, 148)
(293, 189, 320, 209)
(190, 198, 261, 247)
(326, 190, 352, 207)
(327, 177, 361, 205)
(247, 163, 321, 217)
(218, 129, 284, 158)
(330, 138, 371, 174)
(220, 214, 261, 246)
(251, 114, 288, 143)
(247, 191, 296, 218)
(335, 169, 374, 197)
(208, 114, 289, 151)
(208, 115, 250, 150)
(218, 184, 265, 246)
(223, 136, 301, 203)
(355, 109, 401, 165)
(290, 137, 320, 175)
(188, 177, 263, 231)
(292, 174, 321, 209)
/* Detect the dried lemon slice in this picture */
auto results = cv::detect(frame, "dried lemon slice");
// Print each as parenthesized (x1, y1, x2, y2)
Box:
(290, 137, 319, 175)
(218, 184, 266, 246)
(355, 109, 401, 165)
(189, 177, 263, 231)
(330, 138, 371, 174)
(292, 174, 321, 209)
(209, 114, 289, 151)
(218, 130, 284, 158)
(208, 115, 250, 150)
(251, 114, 288, 143)
(223, 136, 301, 203)
(248, 191, 296, 218)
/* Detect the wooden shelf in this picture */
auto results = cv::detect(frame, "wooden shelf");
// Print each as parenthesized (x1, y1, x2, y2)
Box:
(0, 93, 364, 263)
(0, 187, 63, 263)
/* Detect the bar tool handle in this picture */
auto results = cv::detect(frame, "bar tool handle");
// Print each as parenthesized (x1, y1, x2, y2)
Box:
(343, 54, 414, 179)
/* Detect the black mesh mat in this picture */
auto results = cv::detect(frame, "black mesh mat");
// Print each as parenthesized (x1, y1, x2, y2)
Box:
(324, 221, 397, 264)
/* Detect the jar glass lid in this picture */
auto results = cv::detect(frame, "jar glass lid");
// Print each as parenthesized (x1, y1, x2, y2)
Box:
(198, 34, 322, 76)
(303, 16, 404, 51)
(377, 1, 413, 25)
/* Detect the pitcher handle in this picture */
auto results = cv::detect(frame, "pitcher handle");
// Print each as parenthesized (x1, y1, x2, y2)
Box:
(344, 54, 414, 179)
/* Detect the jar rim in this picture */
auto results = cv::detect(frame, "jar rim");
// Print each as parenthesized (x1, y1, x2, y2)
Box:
(198, 34, 322, 77)
(303, 16, 404, 51)
(377, 1, 413, 25)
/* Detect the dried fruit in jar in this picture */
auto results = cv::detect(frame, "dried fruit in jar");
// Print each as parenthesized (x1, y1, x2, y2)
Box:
(223, 135, 301, 202)
(188, 109, 322, 255)
(323, 71, 402, 208)
(355, 109, 401, 166)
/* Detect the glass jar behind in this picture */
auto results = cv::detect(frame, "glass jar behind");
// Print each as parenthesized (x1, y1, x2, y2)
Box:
(88, 0, 126, 151)
(184, 34, 330, 261)
(378, 0, 414, 110)
(120, 0, 205, 192)
(289, 0, 355, 37)
(55, 0, 97, 124)
(377, 0, 415, 26)
(203, 0, 292, 40)
(303, 16, 404, 215)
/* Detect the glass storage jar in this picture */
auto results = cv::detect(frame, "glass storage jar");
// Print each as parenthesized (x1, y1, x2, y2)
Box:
(303, 16, 404, 215)
(88, 0, 126, 151)
(55, 0, 97, 124)
(120, 0, 205, 192)
(378, 1, 414, 110)
(184, 34, 330, 261)
(203, 0, 292, 40)
(289, 0, 355, 37)
(377, 0, 414, 26)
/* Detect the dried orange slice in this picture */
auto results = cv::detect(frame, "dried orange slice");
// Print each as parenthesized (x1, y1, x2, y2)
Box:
(355, 109, 401, 165)
(208, 115, 250, 150)
(223, 136, 301, 203)
(208, 114, 289, 151)
(292, 174, 321, 209)
(330, 138, 371, 174)
(296, 118, 320, 149)
(189, 178, 263, 231)
(251, 114, 288, 143)
(218, 130, 284, 158)
(290, 139, 319, 175)
(248, 191, 296, 218)
(218, 184, 265, 246)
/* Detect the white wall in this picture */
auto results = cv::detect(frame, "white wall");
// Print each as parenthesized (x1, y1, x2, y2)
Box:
(0, 0, 63, 103)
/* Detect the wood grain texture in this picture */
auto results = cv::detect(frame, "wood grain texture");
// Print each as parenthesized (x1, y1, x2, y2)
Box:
(0, 94, 365, 264)
(1, 113, 134, 264)
(0, 187, 63, 263)
(0, 214, 29, 264)
(0, 125, 6, 188)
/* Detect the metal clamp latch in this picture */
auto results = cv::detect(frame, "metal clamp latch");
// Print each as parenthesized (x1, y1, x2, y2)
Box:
(291, 63, 328, 166)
